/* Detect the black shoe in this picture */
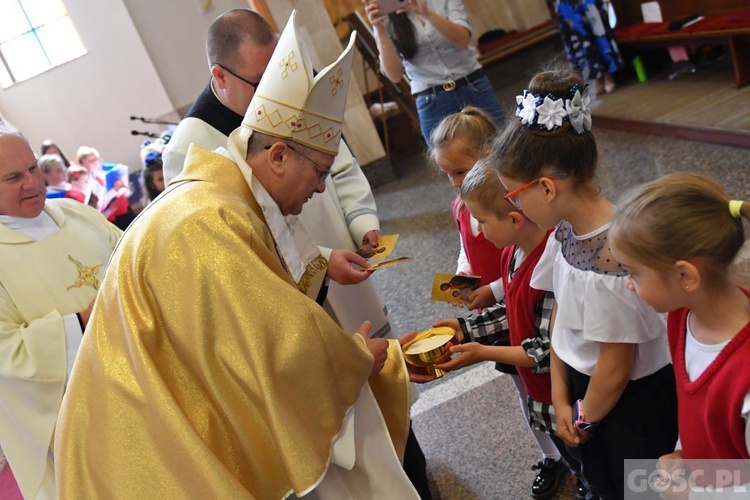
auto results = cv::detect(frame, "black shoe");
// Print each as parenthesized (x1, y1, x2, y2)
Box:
(530, 458, 568, 500)
(575, 477, 587, 499)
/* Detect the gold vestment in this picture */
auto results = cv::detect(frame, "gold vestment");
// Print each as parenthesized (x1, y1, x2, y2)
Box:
(55, 146, 409, 499)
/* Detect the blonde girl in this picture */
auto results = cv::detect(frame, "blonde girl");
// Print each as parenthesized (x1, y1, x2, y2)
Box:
(429, 106, 501, 312)
(610, 173, 750, 462)
(492, 62, 678, 498)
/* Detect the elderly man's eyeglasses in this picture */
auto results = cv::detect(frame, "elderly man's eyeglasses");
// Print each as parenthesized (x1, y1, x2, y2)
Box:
(265, 144, 331, 182)
(214, 63, 260, 89)
(503, 172, 568, 209)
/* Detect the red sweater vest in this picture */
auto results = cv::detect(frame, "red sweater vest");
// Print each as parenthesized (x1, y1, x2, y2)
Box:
(667, 295, 750, 459)
(452, 197, 503, 287)
(499, 233, 553, 404)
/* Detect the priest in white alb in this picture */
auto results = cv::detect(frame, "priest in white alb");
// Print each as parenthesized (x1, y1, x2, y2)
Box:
(0, 125, 121, 499)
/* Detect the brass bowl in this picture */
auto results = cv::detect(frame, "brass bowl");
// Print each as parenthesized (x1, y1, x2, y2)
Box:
(402, 326, 457, 378)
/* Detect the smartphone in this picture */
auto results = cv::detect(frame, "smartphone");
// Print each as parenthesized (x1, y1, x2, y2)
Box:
(375, 0, 408, 16)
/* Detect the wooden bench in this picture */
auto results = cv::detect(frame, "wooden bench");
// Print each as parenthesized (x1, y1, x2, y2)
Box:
(477, 20, 560, 67)
(611, 1, 750, 88)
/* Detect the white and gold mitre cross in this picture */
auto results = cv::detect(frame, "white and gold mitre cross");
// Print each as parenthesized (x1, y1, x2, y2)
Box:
(242, 10, 357, 155)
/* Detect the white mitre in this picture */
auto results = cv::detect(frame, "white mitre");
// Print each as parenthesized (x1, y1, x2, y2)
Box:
(225, 10, 357, 297)
(232, 9, 357, 156)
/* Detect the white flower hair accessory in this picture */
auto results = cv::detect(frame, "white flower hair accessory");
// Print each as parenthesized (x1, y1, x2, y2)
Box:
(515, 83, 591, 134)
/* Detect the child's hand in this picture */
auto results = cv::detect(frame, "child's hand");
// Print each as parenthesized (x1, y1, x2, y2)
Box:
(466, 285, 495, 310)
(575, 428, 592, 445)
(553, 402, 583, 448)
(655, 450, 686, 500)
(398, 331, 437, 383)
(432, 318, 462, 341)
(657, 450, 683, 466)
(656, 450, 685, 484)
(435, 342, 485, 371)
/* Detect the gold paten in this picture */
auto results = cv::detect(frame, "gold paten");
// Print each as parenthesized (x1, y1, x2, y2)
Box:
(402, 326, 457, 378)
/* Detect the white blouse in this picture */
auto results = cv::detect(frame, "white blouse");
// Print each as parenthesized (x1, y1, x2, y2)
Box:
(531, 222, 671, 378)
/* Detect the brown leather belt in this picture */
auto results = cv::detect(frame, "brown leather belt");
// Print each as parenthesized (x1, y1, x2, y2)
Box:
(414, 69, 486, 97)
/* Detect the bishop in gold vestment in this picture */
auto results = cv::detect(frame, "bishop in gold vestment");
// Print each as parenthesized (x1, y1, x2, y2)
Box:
(54, 146, 413, 499)
(55, 11, 420, 498)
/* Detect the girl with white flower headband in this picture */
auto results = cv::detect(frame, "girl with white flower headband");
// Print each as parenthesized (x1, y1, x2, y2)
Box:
(492, 62, 678, 499)
(610, 174, 750, 468)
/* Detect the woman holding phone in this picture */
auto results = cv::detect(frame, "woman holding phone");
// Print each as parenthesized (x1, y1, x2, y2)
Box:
(363, 0, 504, 144)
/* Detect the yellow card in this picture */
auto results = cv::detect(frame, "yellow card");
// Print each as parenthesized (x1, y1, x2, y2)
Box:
(430, 273, 481, 304)
(366, 256, 413, 271)
(358, 234, 399, 260)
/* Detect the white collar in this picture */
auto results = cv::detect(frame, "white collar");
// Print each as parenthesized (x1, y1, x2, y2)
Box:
(0, 210, 59, 241)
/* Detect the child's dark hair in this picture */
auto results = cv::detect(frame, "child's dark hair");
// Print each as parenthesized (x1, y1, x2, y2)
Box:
(492, 61, 598, 187)
(40, 140, 71, 167)
(428, 107, 498, 166)
(611, 173, 750, 281)
(460, 157, 514, 217)
(142, 156, 164, 201)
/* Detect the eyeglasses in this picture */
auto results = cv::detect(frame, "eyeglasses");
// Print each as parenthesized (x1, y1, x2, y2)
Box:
(503, 172, 568, 209)
(214, 63, 260, 89)
(264, 144, 331, 182)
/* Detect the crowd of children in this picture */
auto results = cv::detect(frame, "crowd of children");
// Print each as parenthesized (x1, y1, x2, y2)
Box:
(36, 137, 166, 231)
(424, 61, 750, 499)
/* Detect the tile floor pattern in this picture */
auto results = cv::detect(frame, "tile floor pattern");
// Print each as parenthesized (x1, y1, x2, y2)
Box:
(368, 116, 749, 499)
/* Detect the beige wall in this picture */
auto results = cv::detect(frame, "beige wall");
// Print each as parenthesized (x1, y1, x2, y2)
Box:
(0, 0, 173, 171)
(121, 0, 249, 112)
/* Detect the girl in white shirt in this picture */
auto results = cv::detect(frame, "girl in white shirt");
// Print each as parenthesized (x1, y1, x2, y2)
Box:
(493, 62, 678, 499)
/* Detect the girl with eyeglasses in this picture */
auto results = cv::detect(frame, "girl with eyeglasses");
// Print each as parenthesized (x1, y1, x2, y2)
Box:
(494, 62, 677, 499)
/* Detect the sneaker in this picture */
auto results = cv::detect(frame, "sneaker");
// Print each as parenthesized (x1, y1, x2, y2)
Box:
(530, 458, 568, 500)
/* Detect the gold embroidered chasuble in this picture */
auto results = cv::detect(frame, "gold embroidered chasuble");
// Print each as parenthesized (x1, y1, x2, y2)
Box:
(54, 146, 410, 499)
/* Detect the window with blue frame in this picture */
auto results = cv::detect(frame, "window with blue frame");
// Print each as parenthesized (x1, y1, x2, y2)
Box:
(0, 0, 87, 88)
